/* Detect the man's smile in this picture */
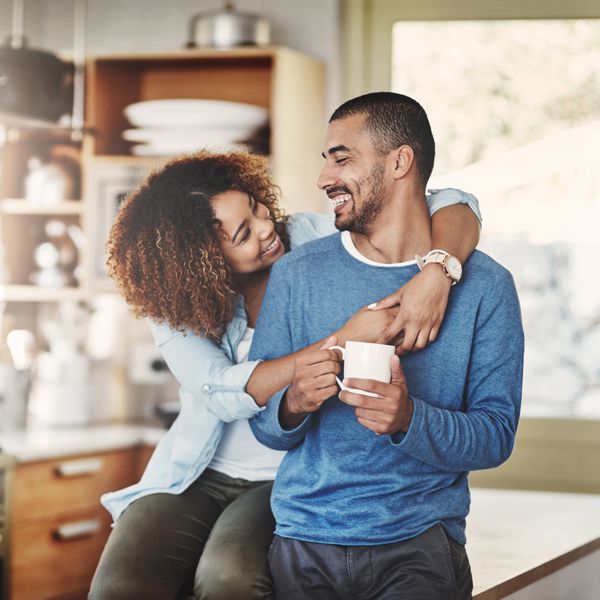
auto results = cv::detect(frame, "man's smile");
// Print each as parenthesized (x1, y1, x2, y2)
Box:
(327, 188, 353, 212)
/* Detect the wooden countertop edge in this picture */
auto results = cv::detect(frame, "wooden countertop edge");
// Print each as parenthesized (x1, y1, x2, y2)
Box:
(474, 536, 600, 599)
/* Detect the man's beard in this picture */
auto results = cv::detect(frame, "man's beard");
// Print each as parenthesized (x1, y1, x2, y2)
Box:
(335, 162, 386, 234)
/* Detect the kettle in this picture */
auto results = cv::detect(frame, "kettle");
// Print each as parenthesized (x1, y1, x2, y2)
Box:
(186, 2, 271, 49)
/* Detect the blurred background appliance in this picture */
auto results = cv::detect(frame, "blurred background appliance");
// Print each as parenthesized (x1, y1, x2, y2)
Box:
(0, 0, 86, 132)
(28, 220, 83, 288)
(1, 329, 34, 433)
(24, 156, 75, 205)
(186, 1, 271, 49)
(0, 0, 69, 124)
(28, 302, 92, 427)
(128, 342, 179, 427)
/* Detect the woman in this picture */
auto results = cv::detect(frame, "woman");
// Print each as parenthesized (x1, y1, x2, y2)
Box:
(90, 151, 481, 600)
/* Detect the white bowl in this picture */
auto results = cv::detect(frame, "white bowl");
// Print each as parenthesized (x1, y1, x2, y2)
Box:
(122, 126, 254, 145)
(123, 99, 269, 129)
(130, 141, 248, 156)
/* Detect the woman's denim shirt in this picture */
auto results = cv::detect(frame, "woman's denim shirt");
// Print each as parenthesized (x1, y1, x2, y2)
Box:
(101, 190, 481, 521)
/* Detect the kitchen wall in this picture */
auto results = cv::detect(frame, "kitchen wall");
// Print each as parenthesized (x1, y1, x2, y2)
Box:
(0, 0, 343, 113)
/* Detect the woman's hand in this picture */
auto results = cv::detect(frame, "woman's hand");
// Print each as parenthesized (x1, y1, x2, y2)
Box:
(337, 305, 400, 346)
(370, 265, 452, 354)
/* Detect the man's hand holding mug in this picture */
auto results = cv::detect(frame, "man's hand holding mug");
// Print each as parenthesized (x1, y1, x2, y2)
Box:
(281, 336, 342, 429)
(339, 354, 413, 435)
(330, 340, 413, 436)
(281, 337, 413, 435)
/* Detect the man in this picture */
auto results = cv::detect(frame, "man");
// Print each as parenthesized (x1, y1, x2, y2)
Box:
(249, 92, 524, 599)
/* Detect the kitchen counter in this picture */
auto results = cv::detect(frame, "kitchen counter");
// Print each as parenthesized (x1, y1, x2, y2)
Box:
(468, 488, 600, 598)
(0, 424, 165, 462)
(1, 426, 598, 598)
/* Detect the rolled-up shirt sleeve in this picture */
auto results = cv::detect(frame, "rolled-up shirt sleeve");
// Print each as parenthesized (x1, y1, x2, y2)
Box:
(426, 188, 483, 225)
(148, 321, 265, 422)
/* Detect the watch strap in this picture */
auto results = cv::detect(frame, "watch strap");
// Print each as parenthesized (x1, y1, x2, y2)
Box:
(416, 249, 459, 285)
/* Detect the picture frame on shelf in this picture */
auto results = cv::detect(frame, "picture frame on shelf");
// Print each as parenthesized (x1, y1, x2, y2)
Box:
(85, 158, 160, 291)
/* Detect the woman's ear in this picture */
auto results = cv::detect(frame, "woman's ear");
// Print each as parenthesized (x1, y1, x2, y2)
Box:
(391, 145, 415, 180)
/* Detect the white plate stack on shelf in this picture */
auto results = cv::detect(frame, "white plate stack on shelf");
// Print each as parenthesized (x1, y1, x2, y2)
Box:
(122, 99, 270, 156)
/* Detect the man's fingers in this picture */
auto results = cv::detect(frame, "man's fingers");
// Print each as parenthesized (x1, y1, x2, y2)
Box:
(355, 407, 397, 429)
(308, 360, 341, 378)
(398, 327, 418, 353)
(317, 385, 339, 403)
(376, 318, 404, 345)
(340, 379, 389, 408)
(413, 328, 431, 351)
(339, 390, 382, 408)
(356, 416, 387, 435)
(303, 349, 342, 366)
(314, 373, 338, 390)
(428, 326, 439, 343)
(390, 355, 406, 385)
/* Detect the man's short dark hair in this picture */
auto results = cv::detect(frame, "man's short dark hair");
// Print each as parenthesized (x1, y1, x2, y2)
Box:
(330, 92, 435, 186)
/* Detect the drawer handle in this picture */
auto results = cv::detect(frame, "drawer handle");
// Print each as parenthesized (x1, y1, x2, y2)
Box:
(56, 457, 104, 477)
(54, 519, 102, 540)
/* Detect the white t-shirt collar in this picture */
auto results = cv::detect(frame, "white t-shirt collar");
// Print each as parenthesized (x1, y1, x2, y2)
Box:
(340, 231, 417, 268)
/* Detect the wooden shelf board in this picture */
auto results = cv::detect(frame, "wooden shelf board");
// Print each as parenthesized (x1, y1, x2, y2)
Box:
(0, 200, 84, 216)
(0, 285, 88, 302)
(88, 155, 171, 164)
(91, 47, 279, 63)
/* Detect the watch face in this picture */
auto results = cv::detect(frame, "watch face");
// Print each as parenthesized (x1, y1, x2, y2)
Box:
(446, 256, 462, 280)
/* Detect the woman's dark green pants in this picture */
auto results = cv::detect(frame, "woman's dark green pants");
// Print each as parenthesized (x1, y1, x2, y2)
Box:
(89, 469, 274, 600)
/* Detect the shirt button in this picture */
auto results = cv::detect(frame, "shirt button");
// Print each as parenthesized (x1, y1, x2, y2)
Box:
(202, 384, 210, 392)
(428, 188, 439, 194)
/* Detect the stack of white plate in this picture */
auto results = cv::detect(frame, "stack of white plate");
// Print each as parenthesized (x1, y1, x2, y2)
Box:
(123, 99, 269, 156)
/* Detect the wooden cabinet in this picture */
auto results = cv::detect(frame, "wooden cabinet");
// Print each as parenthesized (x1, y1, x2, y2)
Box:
(8, 446, 153, 600)
(85, 47, 325, 214)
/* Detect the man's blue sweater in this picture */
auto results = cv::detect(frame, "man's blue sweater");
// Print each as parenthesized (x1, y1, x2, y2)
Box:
(249, 233, 524, 546)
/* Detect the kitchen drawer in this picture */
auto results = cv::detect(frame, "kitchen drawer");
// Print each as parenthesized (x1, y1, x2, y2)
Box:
(10, 507, 112, 600)
(11, 448, 140, 522)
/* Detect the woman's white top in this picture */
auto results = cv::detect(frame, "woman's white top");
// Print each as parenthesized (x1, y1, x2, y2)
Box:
(208, 327, 284, 481)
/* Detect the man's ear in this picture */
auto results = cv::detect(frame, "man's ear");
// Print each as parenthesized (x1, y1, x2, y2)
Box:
(391, 145, 415, 180)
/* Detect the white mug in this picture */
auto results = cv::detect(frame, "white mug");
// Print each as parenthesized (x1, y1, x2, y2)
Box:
(330, 341, 395, 397)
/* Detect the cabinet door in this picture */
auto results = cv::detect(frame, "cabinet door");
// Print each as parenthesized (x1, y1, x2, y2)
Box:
(10, 507, 112, 600)
(9, 446, 153, 599)
(11, 448, 140, 522)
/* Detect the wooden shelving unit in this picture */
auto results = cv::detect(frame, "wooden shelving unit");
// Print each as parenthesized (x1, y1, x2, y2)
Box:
(85, 47, 325, 215)
(0, 199, 84, 216)
(0, 46, 325, 301)
(0, 46, 325, 600)
(0, 285, 88, 303)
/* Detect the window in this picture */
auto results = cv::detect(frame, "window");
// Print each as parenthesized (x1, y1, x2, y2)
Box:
(343, 2, 600, 419)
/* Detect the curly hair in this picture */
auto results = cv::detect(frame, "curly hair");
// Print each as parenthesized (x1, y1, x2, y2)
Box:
(106, 150, 289, 342)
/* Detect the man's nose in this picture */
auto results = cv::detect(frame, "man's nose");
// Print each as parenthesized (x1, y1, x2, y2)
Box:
(317, 163, 337, 191)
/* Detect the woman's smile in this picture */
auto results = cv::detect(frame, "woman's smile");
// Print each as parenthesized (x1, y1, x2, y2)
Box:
(212, 189, 285, 274)
(260, 234, 282, 258)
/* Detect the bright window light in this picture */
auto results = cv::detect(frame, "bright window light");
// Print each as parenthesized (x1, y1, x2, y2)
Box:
(392, 20, 600, 418)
